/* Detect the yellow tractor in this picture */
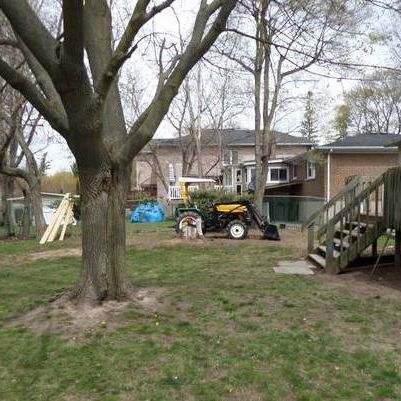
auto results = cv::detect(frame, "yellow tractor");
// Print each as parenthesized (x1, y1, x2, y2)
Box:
(175, 177, 280, 240)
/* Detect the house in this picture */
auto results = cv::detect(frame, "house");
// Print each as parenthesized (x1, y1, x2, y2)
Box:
(261, 133, 401, 223)
(132, 129, 313, 213)
(284, 133, 401, 200)
(134, 130, 401, 222)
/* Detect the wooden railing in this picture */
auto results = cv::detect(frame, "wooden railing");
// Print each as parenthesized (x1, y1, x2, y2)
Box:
(168, 185, 199, 200)
(304, 176, 373, 253)
(324, 173, 386, 273)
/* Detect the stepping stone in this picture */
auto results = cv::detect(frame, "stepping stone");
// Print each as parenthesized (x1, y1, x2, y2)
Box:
(273, 260, 315, 275)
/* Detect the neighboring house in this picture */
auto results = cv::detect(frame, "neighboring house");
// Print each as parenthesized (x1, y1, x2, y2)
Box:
(133, 129, 313, 213)
(285, 133, 401, 201)
(134, 130, 401, 223)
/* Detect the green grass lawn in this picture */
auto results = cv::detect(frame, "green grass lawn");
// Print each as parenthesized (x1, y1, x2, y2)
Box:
(1, 223, 401, 401)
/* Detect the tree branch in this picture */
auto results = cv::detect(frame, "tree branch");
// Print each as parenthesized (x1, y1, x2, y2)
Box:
(0, 163, 31, 183)
(0, 0, 61, 80)
(16, 36, 67, 124)
(62, 0, 85, 65)
(95, 0, 175, 102)
(0, 39, 18, 47)
(14, 120, 40, 178)
(119, 0, 237, 164)
(0, 57, 69, 136)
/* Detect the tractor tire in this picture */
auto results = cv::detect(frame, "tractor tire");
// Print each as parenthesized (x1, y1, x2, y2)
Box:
(176, 212, 203, 234)
(227, 219, 248, 240)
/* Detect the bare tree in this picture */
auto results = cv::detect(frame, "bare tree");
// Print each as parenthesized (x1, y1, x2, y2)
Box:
(141, 141, 170, 194)
(333, 104, 351, 140)
(167, 86, 198, 176)
(0, 0, 237, 302)
(300, 91, 318, 144)
(344, 70, 401, 134)
(0, 29, 47, 239)
(218, 0, 358, 209)
(0, 100, 47, 238)
(204, 62, 249, 171)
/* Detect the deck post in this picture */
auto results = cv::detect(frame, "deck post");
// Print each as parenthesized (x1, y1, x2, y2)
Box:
(395, 230, 401, 268)
(326, 222, 338, 273)
(372, 240, 378, 258)
(398, 145, 401, 165)
(307, 225, 315, 254)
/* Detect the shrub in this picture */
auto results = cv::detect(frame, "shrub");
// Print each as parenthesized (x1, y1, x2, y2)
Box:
(132, 191, 157, 204)
(190, 190, 254, 214)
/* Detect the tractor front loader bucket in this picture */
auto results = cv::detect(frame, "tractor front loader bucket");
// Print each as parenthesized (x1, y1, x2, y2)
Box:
(263, 224, 280, 241)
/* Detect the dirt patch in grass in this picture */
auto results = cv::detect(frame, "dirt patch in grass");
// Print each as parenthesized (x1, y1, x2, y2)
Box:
(135, 287, 167, 311)
(315, 266, 401, 300)
(0, 247, 82, 268)
(0, 227, 305, 264)
(4, 288, 166, 339)
(224, 388, 265, 401)
(27, 248, 82, 261)
(130, 228, 306, 255)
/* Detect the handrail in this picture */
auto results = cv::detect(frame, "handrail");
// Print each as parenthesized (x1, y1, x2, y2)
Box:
(323, 173, 386, 273)
(327, 173, 385, 228)
(302, 175, 370, 230)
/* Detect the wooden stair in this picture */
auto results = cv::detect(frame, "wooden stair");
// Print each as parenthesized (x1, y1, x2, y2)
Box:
(304, 174, 387, 273)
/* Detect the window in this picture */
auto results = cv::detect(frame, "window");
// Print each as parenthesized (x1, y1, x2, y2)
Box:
(224, 168, 233, 186)
(268, 167, 288, 183)
(247, 167, 256, 184)
(292, 163, 299, 180)
(307, 161, 316, 180)
(223, 150, 239, 166)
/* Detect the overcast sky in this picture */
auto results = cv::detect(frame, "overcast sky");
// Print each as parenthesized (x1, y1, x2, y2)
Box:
(35, 1, 399, 174)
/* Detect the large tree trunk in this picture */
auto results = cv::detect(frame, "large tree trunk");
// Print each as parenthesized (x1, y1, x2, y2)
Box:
(30, 180, 46, 239)
(73, 164, 128, 302)
(21, 189, 31, 238)
(254, 163, 268, 213)
(254, 68, 264, 211)
(3, 176, 15, 237)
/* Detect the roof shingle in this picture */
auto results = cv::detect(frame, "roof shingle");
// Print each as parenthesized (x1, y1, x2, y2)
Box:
(153, 129, 312, 147)
(321, 133, 401, 148)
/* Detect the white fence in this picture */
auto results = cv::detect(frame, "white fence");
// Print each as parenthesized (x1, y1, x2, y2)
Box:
(168, 185, 234, 200)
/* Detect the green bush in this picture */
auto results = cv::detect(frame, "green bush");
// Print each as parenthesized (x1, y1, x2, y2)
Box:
(190, 190, 254, 214)
(131, 191, 157, 204)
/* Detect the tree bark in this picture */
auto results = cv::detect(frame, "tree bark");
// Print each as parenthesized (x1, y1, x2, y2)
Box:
(4, 176, 15, 237)
(2, 176, 15, 236)
(30, 179, 46, 238)
(73, 163, 128, 302)
(253, 1, 266, 212)
(0, 170, 46, 238)
(21, 189, 31, 238)
(254, 159, 268, 212)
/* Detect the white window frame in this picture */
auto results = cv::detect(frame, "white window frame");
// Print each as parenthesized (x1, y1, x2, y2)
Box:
(247, 167, 256, 184)
(292, 162, 299, 180)
(224, 167, 233, 186)
(268, 167, 289, 184)
(307, 161, 316, 180)
(222, 150, 239, 166)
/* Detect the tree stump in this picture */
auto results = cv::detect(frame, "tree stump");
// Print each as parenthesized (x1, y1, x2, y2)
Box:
(182, 217, 203, 240)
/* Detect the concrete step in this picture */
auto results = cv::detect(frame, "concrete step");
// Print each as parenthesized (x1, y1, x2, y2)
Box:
(309, 253, 326, 268)
(318, 245, 340, 258)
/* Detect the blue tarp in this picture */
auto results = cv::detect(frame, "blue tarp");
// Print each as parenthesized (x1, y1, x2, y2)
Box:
(130, 203, 165, 223)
